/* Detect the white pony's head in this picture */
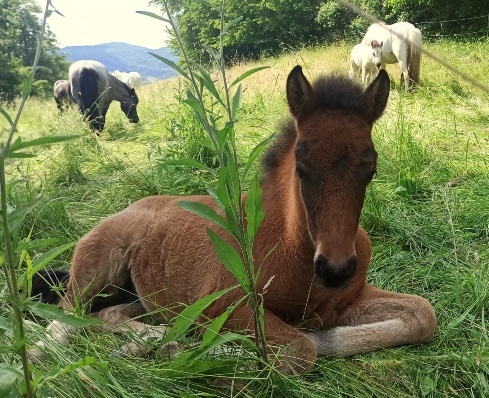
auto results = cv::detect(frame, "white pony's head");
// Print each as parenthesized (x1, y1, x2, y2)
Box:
(368, 40, 383, 69)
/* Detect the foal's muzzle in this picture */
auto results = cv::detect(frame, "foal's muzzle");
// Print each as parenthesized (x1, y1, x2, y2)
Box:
(376, 63, 381, 69)
(314, 254, 357, 289)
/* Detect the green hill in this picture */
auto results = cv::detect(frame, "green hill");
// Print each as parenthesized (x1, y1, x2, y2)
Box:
(59, 42, 179, 81)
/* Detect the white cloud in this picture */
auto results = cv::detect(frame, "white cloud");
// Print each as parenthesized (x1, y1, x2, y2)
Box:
(35, 0, 170, 49)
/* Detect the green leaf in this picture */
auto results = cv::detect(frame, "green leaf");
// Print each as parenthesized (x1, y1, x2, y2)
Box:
(30, 242, 76, 275)
(162, 285, 237, 344)
(0, 318, 13, 333)
(0, 366, 22, 395)
(231, 84, 242, 120)
(201, 296, 246, 349)
(8, 196, 43, 238)
(7, 135, 79, 156)
(25, 302, 100, 327)
(244, 175, 264, 247)
(224, 154, 241, 205)
(207, 187, 224, 210)
(230, 66, 270, 88)
(224, 16, 243, 32)
(150, 53, 190, 81)
(22, 74, 34, 97)
(5, 177, 29, 197)
(421, 376, 434, 395)
(136, 10, 170, 23)
(201, 44, 220, 64)
(206, 228, 250, 293)
(0, 106, 14, 129)
(168, 332, 251, 370)
(178, 201, 227, 231)
(189, 60, 225, 107)
(0, 345, 17, 354)
(36, 66, 52, 75)
(16, 237, 59, 253)
(34, 356, 106, 388)
(218, 123, 233, 155)
(242, 133, 275, 181)
(158, 158, 214, 173)
(5, 152, 37, 159)
(182, 98, 206, 119)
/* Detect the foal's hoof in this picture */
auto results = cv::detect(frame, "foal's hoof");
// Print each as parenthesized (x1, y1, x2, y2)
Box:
(160, 341, 180, 357)
(28, 341, 47, 364)
(114, 339, 180, 358)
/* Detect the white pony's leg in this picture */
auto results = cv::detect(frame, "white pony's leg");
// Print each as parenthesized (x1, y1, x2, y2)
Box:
(361, 66, 367, 84)
(349, 61, 355, 80)
(393, 37, 410, 91)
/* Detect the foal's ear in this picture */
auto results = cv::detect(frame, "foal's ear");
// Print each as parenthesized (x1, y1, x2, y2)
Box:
(364, 69, 390, 122)
(286, 65, 314, 119)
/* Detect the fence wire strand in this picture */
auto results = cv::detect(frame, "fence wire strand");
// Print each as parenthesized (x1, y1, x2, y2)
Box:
(336, 0, 489, 95)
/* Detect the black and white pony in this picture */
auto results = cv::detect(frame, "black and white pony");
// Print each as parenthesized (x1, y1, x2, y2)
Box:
(69, 60, 139, 133)
(53, 80, 73, 112)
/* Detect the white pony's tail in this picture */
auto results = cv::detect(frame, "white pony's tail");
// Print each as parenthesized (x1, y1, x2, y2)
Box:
(407, 26, 422, 87)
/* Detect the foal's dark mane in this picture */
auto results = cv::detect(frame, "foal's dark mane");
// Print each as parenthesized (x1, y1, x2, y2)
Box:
(262, 74, 367, 173)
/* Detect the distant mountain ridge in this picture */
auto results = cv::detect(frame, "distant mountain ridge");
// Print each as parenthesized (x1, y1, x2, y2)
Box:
(59, 42, 179, 81)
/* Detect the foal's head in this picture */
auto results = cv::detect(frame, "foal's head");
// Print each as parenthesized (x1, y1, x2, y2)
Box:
(368, 40, 383, 69)
(286, 66, 389, 288)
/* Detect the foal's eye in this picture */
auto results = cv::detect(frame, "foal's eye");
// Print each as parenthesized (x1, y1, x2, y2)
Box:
(296, 165, 307, 180)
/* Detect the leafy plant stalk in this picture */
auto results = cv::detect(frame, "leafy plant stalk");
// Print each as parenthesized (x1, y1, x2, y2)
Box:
(215, 0, 268, 361)
(154, 0, 268, 362)
(0, 1, 54, 396)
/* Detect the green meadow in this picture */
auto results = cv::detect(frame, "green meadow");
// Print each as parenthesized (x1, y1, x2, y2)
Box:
(1, 39, 488, 397)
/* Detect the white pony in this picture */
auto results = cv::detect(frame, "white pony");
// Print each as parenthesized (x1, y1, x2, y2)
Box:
(361, 22, 422, 92)
(128, 71, 142, 90)
(349, 41, 383, 85)
(111, 70, 142, 90)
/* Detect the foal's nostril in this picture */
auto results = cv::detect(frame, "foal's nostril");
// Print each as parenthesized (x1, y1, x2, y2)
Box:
(376, 63, 381, 69)
(314, 255, 357, 289)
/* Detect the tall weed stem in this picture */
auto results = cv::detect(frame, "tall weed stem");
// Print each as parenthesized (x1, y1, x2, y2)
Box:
(158, 0, 268, 362)
(0, 1, 51, 396)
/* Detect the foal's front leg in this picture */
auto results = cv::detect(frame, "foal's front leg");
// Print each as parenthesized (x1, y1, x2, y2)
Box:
(308, 284, 436, 357)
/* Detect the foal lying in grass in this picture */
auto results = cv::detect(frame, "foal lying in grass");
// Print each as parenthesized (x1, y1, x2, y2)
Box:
(34, 66, 436, 374)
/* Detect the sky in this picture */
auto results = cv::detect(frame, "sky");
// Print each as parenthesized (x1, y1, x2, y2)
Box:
(34, 0, 170, 49)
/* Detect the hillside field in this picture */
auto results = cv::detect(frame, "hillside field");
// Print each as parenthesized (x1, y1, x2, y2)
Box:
(1, 39, 488, 397)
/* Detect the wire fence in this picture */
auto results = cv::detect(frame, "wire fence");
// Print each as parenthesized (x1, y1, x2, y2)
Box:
(419, 14, 489, 38)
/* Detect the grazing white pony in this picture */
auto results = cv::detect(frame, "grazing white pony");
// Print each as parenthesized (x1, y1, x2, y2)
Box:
(362, 22, 422, 92)
(128, 72, 142, 90)
(111, 70, 142, 90)
(111, 70, 122, 80)
(349, 41, 383, 85)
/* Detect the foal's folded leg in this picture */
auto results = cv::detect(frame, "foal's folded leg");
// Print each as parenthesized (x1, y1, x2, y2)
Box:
(93, 303, 178, 357)
(226, 306, 318, 374)
(307, 284, 436, 357)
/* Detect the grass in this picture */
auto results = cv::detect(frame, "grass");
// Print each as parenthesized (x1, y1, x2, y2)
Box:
(1, 38, 489, 397)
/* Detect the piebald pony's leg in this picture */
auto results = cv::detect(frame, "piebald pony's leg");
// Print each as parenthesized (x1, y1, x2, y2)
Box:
(308, 285, 436, 357)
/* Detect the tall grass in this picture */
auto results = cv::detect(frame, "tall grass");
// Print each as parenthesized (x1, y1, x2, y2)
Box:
(0, 34, 488, 396)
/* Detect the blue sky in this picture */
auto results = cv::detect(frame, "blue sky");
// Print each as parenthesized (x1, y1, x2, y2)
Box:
(35, 0, 170, 49)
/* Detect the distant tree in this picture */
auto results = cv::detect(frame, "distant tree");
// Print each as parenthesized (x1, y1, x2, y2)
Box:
(160, 0, 324, 64)
(0, 0, 69, 103)
(316, 0, 489, 42)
